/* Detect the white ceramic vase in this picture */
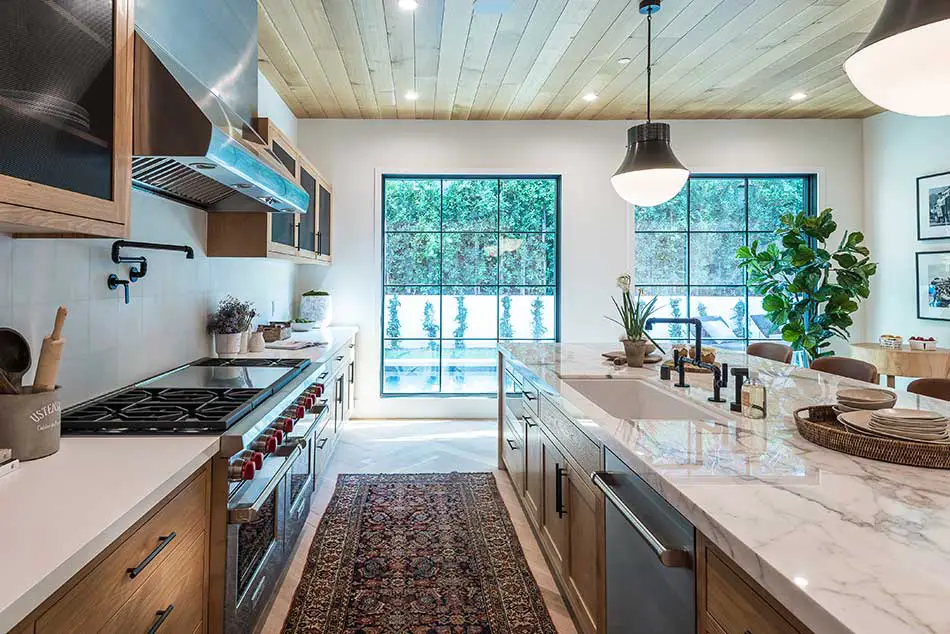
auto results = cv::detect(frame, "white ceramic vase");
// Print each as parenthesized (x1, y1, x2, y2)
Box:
(299, 295, 332, 329)
(214, 332, 242, 358)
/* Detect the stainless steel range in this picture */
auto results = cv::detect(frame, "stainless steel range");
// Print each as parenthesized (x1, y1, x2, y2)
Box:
(62, 356, 336, 633)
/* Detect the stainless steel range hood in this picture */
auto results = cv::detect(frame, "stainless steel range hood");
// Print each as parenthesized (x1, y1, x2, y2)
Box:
(131, 0, 307, 214)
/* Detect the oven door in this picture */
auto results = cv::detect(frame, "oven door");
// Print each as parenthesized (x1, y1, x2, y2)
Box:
(225, 445, 301, 634)
(283, 407, 328, 548)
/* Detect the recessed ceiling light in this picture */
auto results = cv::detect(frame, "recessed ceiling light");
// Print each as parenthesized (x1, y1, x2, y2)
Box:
(618, 57, 632, 65)
(398, 0, 418, 9)
(583, 92, 599, 102)
(405, 90, 419, 101)
(790, 92, 808, 102)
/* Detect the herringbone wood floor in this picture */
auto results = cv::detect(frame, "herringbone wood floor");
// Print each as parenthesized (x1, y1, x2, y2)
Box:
(260, 419, 578, 634)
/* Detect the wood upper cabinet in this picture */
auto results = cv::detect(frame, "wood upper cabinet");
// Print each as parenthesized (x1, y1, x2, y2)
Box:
(0, 0, 133, 237)
(207, 118, 332, 264)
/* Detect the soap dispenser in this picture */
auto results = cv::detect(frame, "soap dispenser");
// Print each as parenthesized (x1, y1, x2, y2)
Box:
(741, 371, 767, 419)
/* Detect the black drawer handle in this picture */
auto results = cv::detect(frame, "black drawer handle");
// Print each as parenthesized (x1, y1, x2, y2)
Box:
(316, 437, 328, 449)
(127, 532, 176, 579)
(147, 604, 174, 634)
(317, 371, 329, 380)
(523, 414, 537, 428)
(555, 464, 566, 518)
(335, 355, 344, 361)
(524, 392, 537, 401)
(506, 438, 517, 450)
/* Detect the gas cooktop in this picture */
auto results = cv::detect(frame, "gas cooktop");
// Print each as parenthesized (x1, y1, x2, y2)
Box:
(62, 357, 311, 435)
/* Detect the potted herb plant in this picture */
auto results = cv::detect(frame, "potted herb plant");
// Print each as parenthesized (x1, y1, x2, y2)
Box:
(736, 209, 876, 363)
(299, 290, 332, 329)
(606, 274, 661, 367)
(208, 296, 255, 357)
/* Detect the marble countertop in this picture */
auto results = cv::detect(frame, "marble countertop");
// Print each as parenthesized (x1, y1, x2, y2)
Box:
(0, 436, 219, 632)
(500, 342, 950, 634)
(236, 326, 358, 364)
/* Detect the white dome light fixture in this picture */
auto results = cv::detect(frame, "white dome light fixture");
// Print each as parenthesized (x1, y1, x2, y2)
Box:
(844, 0, 950, 117)
(611, 0, 689, 207)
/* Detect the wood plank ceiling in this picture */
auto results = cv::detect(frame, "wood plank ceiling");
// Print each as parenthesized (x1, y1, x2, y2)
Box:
(257, 0, 886, 120)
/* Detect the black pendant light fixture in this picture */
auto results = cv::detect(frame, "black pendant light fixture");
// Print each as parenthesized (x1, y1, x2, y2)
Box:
(611, 0, 689, 207)
(844, 0, 950, 117)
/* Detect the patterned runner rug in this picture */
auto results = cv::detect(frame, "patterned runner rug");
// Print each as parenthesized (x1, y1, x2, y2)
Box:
(282, 472, 558, 634)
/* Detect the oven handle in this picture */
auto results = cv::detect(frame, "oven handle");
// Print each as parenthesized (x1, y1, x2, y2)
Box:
(229, 445, 301, 524)
(591, 471, 692, 569)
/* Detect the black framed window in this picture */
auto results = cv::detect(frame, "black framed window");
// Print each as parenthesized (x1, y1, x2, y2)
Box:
(634, 175, 817, 350)
(382, 175, 561, 396)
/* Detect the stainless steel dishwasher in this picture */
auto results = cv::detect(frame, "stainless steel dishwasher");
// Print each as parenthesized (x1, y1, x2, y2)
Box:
(592, 448, 696, 634)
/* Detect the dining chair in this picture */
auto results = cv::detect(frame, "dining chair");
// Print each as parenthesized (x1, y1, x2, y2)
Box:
(746, 342, 794, 364)
(810, 356, 880, 384)
(907, 378, 950, 401)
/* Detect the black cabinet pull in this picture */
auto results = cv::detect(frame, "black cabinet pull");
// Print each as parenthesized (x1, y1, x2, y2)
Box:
(317, 371, 329, 380)
(506, 438, 517, 450)
(348, 362, 355, 383)
(127, 532, 176, 579)
(335, 355, 344, 361)
(316, 437, 328, 449)
(147, 604, 174, 634)
(523, 414, 537, 428)
(524, 392, 537, 401)
(555, 465, 566, 518)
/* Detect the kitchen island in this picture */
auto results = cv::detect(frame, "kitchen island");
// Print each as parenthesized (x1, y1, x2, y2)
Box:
(499, 342, 950, 634)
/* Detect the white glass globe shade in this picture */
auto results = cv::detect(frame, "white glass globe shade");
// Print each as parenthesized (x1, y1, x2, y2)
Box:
(844, 18, 950, 117)
(611, 168, 689, 207)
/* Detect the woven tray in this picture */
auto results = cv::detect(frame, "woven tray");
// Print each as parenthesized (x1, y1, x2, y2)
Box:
(794, 405, 950, 469)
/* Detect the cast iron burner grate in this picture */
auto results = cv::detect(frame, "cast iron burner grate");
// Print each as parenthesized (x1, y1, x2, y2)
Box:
(192, 358, 308, 368)
(62, 387, 266, 434)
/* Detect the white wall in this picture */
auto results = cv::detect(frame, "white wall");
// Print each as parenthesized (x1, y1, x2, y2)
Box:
(864, 112, 950, 342)
(257, 70, 298, 142)
(295, 119, 865, 419)
(0, 75, 300, 408)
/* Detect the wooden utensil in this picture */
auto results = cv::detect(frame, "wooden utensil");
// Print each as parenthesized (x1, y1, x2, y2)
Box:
(0, 371, 18, 395)
(0, 328, 31, 390)
(32, 306, 67, 393)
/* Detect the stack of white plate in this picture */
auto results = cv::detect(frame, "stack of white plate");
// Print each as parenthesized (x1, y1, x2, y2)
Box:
(834, 387, 897, 414)
(838, 408, 950, 444)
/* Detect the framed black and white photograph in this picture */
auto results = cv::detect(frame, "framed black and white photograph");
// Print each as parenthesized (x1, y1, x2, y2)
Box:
(918, 171, 950, 240)
(917, 251, 950, 321)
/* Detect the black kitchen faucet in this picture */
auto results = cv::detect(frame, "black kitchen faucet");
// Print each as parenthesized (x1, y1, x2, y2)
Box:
(644, 317, 728, 403)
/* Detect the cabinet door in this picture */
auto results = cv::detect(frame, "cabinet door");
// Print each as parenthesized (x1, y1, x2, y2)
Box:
(523, 415, 543, 526)
(566, 477, 602, 634)
(501, 420, 526, 495)
(269, 136, 297, 251)
(0, 0, 132, 233)
(297, 160, 318, 256)
(316, 181, 332, 259)
(540, 435, 569, 570)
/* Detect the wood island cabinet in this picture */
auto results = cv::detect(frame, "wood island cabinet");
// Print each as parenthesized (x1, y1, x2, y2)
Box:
(0, 0, 134, 237)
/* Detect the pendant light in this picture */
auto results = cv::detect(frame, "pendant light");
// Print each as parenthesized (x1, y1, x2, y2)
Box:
(611, 0, 689, 207)
(844, 0, 950, 117)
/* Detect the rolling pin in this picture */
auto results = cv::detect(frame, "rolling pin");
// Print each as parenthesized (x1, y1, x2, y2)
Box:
(33, 306, 67, 393)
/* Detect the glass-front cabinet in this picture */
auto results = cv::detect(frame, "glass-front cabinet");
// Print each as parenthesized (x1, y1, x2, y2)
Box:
(0, 0, 133, 236)
(207, 117, 333, 264)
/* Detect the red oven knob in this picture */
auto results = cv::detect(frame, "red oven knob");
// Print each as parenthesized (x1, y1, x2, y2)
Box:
(271, 429, 284, 444)
(275, 417, 295, 433)
(252, 433, 278, 455)
(294, 405, 306, 419)
(305, 395, 316, 409)
(249, 451, 264, 470)
(312, 384, 324, 397)
(229, 459, 255, 481)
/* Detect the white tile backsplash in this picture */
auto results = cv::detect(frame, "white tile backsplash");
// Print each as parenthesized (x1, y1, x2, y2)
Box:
(0, 190, 297, 407)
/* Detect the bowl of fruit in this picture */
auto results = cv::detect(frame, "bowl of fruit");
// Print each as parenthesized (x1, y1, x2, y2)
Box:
(909, 336, 938, 351)
(879, 334, 903, 349)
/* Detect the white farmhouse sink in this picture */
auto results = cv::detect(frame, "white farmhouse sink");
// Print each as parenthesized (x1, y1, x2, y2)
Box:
(564, 379, 718, 421)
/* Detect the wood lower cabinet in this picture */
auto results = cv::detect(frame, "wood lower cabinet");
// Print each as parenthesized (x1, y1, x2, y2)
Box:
(540, 434, 570, 570)
(564, 475, 601, 634)
(698, 534, 814, 634)
(17, 464, 211, 634)
(501, 419, 525, 495)
(523, 415, 544, 525)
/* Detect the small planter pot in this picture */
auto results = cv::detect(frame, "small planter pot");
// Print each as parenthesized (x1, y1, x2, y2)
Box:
(0, 387, 61, 461)
(622, 339, 649, 368)
(248, 331, 266, 353)
(214, 332, 242, 358)
(300, 295, 332, 329)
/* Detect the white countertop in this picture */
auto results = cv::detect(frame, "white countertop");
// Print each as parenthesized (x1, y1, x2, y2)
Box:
(0, 326, 358, 632)
(500, 342, 950, 634)
(0, 436, 219, 632)
(237, 326, 358, 365)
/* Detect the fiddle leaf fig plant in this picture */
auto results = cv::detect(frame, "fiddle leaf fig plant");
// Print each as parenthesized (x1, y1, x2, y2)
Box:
(736, 209, 876, 362)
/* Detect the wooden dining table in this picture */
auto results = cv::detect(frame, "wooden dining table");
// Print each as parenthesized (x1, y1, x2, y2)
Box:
(849, 342, 950, 388)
